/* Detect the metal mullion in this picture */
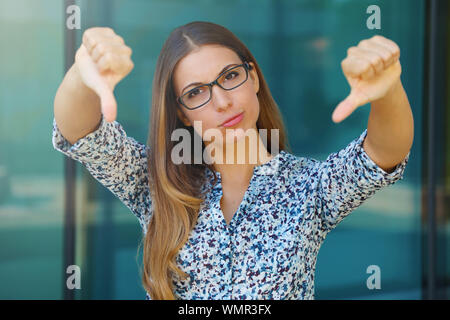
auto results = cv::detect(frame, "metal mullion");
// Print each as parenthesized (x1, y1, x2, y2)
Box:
(62, 0, 77, 301)
(422, 0, 449, 300)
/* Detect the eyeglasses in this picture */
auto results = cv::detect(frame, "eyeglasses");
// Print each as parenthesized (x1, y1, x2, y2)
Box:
(177, 61, 252, 110)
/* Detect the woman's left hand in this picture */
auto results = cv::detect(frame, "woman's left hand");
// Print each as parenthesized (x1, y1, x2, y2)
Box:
(332, 35, 402, 123)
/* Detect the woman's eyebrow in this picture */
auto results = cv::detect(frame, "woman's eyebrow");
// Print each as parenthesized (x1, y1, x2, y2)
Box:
(181, 63, 238, 93)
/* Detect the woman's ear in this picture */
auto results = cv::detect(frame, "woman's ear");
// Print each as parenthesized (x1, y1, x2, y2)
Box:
(249, 62, 259, 94)
(176, 107, 192, 127)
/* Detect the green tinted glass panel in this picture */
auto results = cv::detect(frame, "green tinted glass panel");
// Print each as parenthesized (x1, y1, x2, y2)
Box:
(51, 0, 425, 299)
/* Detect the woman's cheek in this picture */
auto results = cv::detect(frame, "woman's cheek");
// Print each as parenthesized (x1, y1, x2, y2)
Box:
(246, 98, 260, 126)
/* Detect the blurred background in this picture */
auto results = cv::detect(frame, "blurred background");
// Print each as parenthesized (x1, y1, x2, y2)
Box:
(0, 0, 448, 299)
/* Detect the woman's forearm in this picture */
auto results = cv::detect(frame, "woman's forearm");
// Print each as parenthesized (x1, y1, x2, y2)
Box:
(53, 63, 103, 145)
(363, 79, 414, 173)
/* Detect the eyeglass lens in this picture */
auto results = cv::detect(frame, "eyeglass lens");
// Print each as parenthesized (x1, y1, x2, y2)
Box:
(181, 65, 248, 110)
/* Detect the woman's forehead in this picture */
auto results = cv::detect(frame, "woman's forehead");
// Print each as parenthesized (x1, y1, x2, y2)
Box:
(174, 45, 241, 83)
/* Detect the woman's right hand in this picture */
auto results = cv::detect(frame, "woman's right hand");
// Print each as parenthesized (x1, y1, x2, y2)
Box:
(75, 27, 134, 122)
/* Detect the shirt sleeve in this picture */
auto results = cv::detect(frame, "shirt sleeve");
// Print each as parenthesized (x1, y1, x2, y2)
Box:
(311, 128, 410, 237)
(51, 115, 152, 231)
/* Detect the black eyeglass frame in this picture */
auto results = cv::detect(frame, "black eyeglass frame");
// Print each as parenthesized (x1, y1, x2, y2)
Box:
(177, 61, 253, 111)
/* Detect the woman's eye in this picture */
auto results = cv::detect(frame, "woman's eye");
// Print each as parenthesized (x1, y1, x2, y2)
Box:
(187, 88, 201, 99)
(224, 71, 238, 80)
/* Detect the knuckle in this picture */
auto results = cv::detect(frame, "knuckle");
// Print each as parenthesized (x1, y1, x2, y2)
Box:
(82, 32, 91, 45)
(101, 56, 113, 70)
(358, 39, 368, 47)
(103, 27, 115, 35)
(96, 42, 106, 54)
(123, 59, 134, 74)
(98, 54, 110, 70)
(103, 52, 113, 63)
(83, 28, 94, 37)
(87, 27, 104, 38)
(115, 35, 125, 44)
(363, 63, 372, 73)
(381, 51, 391, 60)
(347, 46, 356, 55)
(341, 59, 348, 68)
(373, 56, 382, 65)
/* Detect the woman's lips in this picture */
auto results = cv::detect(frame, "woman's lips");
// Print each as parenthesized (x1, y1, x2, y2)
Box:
(221, 112, 244, 127)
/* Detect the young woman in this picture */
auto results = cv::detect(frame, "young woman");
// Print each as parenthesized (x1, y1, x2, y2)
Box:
(53, 21, 413, 300)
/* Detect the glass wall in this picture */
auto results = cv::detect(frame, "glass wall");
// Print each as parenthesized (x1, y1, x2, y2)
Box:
(0, 0, 64, 299)
(73, 0, 425, 299)
(0, 0, 433, 299)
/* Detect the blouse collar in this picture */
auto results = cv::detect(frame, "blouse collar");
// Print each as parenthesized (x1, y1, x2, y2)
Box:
(204, 150, 287, 181)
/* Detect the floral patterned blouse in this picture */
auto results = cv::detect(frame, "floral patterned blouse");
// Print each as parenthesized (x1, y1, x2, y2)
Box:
(52, 115, 409, 300)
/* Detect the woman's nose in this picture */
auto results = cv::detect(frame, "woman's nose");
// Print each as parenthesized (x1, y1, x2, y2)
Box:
(210, 85, 232, 111)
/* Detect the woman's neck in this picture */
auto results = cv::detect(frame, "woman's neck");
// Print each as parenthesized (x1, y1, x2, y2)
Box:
(210, 132, 273, 186)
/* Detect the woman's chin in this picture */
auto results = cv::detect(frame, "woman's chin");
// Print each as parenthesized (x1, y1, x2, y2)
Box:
(224, 127, 249, 144)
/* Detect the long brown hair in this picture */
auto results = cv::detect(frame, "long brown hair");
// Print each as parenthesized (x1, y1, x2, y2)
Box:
(139, 21, 291, 299)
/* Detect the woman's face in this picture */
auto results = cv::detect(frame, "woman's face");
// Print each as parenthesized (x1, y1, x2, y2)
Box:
(173, 45, 260, 147)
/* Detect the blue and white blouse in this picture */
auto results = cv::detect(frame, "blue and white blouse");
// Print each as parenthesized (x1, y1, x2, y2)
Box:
(52, 115, 410, 300)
